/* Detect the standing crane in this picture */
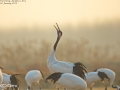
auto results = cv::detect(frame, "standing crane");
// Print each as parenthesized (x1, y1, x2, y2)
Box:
(47, 23, 87, 89)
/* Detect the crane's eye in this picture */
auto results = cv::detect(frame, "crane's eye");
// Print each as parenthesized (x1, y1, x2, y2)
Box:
(59, 32, 62, 37)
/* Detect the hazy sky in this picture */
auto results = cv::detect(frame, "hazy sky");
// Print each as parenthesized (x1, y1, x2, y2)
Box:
(0, 0, 120, 30)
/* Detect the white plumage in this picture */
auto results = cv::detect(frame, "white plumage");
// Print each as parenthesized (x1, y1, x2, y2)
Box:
(48, 50, 74, 73)
(25, 70, 44, 90)
(85, 68, 116, 90)
(85, 72, 100, 88)
(2, 73, 11, 84)
(47, 23, 87, 89)
(1, 73, 11, 90)
(47, 23, 86, 79)
(95, 68, 115, 86)
(46, 72, 87, 90)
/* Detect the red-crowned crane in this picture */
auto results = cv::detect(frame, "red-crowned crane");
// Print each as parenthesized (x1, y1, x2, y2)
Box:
(45, 72, 87, 90)
(47, 23, 87, 89)
(85, 68, 116, 90)
(25, 70, 44, 90)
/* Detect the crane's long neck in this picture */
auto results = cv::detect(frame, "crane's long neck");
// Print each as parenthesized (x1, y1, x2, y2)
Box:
(54, 36, 60, 51)
(48, 36, 60, 63)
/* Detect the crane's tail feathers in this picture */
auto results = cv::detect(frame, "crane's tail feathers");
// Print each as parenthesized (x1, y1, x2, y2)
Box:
(74, 62, 86, 68)
(10, 75, 20, 90)
(45, 72, 63, 84)
(11, 74, 21, 83)
(16, 78, 20, 83)
(98, 71, 110, 81)
(73, 62, 87, 79)
(80, 67, 87, 73)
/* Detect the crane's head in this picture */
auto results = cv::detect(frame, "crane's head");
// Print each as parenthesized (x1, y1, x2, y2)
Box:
(54, 23, 62, 38)
(112, 85, 120, 90)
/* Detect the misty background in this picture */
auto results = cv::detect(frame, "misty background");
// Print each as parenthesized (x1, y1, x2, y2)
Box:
(0, 0, 120, 89)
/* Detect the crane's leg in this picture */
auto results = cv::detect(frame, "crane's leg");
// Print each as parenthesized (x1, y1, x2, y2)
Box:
(64, 88, 66, 90)
(29, 85, 33, 90)
(105, 84, 108, 90)
(55, 87, 59, 90)
(56, 84, 60, 90)
(27, 86, 31, 90)
(17, 87, 20, 90)
(90, 86, 92, 90)
(11, 87, 13, 90)
(6, 87, 10, 90)
(10, 87, 12, 90)
(31, 87, 33, 90)
(89, 84, 93, 90)
(37, 82, 41, 90)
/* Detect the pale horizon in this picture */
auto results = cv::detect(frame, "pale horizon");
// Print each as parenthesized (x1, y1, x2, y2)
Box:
(0, 0, 120, 30)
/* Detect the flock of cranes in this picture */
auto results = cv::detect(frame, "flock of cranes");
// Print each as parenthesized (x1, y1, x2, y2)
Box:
(0, 23, 120, 90)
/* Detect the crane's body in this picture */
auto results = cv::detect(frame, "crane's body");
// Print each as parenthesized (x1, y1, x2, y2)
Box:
(95, 68, 115, 86)
(46, 72, 87, 90)
(2, 73, 11, 84)
(85, 68, 116, 90)
(25, 70, 44, 90)
(48, 49, 73, 73)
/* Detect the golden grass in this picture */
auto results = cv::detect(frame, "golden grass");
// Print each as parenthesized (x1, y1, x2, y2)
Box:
(0, 21, 120, 89)
(0, 38, 119, 88)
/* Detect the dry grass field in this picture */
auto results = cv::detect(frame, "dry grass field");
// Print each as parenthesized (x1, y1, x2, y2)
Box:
(0, 21, 120, 89)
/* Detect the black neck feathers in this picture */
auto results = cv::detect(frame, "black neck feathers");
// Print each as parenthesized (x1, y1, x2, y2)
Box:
(73, 62, 87, 79)
(54, 36, 60, 51)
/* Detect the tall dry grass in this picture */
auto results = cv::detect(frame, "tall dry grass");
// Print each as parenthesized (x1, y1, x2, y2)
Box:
(0, 20, 120, 88)
(0, 38, 120, 86)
